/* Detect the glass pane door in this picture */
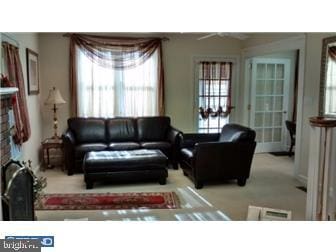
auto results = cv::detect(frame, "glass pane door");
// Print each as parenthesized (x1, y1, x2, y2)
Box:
(251, 59, 290, 152)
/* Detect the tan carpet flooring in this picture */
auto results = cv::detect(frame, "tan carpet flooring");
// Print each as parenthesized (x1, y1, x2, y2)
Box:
(36, 153, 306, 221)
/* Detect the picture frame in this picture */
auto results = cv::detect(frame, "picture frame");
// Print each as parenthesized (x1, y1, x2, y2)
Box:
(26, 48, 39, 95)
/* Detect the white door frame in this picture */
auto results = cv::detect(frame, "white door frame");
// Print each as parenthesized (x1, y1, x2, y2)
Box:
(249, 57, 291, 153)
(242, 35, 306, 183)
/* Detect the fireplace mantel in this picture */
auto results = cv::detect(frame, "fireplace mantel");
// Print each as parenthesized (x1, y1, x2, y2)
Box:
(0, 87, 18, 96)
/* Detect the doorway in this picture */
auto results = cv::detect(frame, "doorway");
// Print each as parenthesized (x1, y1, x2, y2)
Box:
(246, 50, 298, 154)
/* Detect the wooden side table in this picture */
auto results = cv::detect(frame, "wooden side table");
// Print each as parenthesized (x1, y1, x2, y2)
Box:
(41, 138, 64, 171)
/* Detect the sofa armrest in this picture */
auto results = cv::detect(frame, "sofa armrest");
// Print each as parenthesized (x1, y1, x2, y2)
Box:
(62, 130, 76, 145)
(167, 126, 183, 169)
(62, 130, 76, 175)
(180, 133, 220, 148)
(167, 126, 182, 145)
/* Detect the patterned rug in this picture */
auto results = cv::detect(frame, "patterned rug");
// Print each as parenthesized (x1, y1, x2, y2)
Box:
(35, 192, 180, 210)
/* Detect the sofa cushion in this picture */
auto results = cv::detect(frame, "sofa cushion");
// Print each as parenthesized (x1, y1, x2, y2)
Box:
(137, 117, 170, 141)
(140, 141, 171, 150)
(109, 142, 140, 150)
(68, 118, 106, 143)
(83, 150, 168, 173)
(219, 124, 256, 143)
(106, 118, 137, 142)
(75, 143, 108, 158)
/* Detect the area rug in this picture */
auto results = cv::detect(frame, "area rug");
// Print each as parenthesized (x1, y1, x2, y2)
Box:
(35, 192, 180, 210)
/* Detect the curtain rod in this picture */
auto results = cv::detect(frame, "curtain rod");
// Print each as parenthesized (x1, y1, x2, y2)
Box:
(1, 33, 19, 47)
(62, 33, 169, 41)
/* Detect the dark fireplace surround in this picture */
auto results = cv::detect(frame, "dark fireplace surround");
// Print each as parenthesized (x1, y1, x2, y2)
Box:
(0, 94, 12, 166)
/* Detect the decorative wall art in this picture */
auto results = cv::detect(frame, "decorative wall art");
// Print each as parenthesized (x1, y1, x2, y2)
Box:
(26, 48, 39, 95)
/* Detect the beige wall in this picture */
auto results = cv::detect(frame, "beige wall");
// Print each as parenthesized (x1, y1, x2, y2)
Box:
(39, 33, 242, 137)
(39, 34, 70, 139)
(3, 33, 43, 170)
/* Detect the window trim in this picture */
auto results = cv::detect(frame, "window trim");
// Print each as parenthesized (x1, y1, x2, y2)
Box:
(192, 55, 240, 132)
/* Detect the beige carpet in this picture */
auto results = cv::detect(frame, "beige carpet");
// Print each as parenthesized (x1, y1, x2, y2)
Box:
(36, 153, 306, 221)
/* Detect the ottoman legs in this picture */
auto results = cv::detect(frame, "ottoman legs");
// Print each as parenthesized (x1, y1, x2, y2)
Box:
(85, 179, 94, 189)
(159, 177, 167, 185)
(194, 180, 204, 189)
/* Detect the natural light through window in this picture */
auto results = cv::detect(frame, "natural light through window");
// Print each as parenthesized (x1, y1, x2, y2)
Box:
(76, 47, 159, 117)
(325, 54, 336, 116)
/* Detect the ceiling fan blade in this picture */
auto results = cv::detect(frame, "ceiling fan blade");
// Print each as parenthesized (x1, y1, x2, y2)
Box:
(230, 33, 249, 40)
(197, 33, 217, 40)
(219, 33, 249, 40)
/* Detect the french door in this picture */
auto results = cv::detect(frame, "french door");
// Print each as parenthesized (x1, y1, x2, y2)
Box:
(250, 58, 290, 153)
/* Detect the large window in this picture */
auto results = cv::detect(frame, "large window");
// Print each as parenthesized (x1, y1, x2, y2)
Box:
(76, 47, 159, 117)
(198, 61, 233, 133)
(71, 34, 164, 118)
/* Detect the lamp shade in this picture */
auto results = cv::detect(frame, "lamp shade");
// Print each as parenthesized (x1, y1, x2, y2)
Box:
(45, 87, 66, 105)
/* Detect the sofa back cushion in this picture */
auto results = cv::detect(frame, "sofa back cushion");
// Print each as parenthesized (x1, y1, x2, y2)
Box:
(106, 118, 137, 142)
(219, 124, 256, 143)
(137, 117, 170, 141)
(68, 118, 106, 144)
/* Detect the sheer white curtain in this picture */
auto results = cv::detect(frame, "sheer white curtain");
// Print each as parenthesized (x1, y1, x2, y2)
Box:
(76, 46, 159, 117)
(325, 56, 336, 115)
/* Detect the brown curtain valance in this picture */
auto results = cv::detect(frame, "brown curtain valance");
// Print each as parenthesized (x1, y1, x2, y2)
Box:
(199, 61, 233, 119)
(69, 34, 165, 116)
(70, 34, 163, 69)
(200, 61, 232, 80)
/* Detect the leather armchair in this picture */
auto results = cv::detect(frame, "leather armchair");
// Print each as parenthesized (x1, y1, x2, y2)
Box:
(179, 124, 256, 189)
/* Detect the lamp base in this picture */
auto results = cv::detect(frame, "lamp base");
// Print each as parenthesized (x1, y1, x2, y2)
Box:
(52, 105, 59, 140)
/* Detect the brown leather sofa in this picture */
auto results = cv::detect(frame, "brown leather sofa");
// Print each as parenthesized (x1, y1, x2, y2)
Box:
(179, 124, 256, 189)
(62, 116, 181, 175)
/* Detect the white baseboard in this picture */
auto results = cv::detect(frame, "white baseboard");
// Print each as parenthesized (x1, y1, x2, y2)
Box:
(296, 174, 307, 186)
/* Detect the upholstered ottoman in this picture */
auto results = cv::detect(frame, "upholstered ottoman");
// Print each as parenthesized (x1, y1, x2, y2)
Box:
(83, 149, 168, 189)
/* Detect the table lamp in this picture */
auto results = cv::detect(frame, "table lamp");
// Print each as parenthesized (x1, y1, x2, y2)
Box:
(45, 86, 66, 139)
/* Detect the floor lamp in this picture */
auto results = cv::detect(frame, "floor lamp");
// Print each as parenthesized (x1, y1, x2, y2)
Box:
(44, 87, 66, 139)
